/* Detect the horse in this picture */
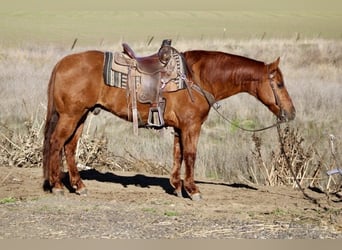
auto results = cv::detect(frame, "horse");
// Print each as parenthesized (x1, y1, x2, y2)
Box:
(43, 47, 295, 200)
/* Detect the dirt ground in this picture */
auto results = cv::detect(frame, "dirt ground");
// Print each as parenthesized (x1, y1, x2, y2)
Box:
(0, 166, 341, 239)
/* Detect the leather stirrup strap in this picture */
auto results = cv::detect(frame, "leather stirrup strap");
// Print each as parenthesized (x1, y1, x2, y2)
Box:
(128, 66, 139, 135)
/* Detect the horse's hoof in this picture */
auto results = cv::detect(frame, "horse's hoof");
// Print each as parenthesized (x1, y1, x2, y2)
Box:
(76, 188, 88, 196)
(191, 193, 202, 201)
(52, 188, 64, 196)
(174, 190, 182, 198)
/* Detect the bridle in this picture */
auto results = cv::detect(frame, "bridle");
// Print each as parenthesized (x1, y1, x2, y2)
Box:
(268, 67, 286, 122)
(189, 66, 286, 133)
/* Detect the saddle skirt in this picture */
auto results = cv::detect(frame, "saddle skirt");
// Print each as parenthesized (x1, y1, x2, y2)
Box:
(103, 49, 186, 104)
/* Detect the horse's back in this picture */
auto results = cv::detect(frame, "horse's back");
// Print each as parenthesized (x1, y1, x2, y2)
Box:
(55, 50, 104, 76)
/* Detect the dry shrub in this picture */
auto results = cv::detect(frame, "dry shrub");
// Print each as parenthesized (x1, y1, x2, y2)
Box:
(76, 133, 169, 175)
(249, 125, 329, 189)
(0, 121, 43, 168)
(0, 118, 168, 175)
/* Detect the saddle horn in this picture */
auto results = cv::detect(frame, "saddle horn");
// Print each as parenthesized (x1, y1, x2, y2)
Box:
(158, 39, 172, 65)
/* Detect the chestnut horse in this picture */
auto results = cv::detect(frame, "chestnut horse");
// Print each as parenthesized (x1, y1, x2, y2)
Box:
(43, 49, 295, 200)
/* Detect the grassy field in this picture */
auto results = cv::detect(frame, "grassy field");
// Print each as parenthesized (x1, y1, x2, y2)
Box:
(1, 1, 342, 45)
(1, 38, 341, 188)
(1, 2, 341, 190)
(2, 0, 341, 11)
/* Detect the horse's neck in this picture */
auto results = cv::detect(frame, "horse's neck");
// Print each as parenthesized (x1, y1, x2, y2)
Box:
(202, 69, 261, 102)
(185, 50, 264, 102)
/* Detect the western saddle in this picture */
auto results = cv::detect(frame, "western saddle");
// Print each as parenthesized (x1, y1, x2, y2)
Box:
(105, 39, 186, 134)
(122, 42, 172, 73)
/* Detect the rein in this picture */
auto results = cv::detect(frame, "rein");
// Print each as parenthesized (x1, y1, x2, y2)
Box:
(189, 67, 285, 133)
(212, 105, 283, 132)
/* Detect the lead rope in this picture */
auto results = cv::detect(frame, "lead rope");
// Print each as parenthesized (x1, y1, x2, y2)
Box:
(191, 83, 283, 133)
(213, 105, 282, 132)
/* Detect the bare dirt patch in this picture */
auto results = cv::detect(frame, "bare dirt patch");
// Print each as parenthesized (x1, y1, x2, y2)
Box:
(0, 166, 341, 239)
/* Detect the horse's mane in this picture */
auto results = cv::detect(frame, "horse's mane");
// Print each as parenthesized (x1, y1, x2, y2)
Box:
(183, 50, 266, 86)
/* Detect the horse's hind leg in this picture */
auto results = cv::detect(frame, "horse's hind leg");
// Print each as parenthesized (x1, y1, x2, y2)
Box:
(48, 114, 81, 194)
(64, 122, 87, 195)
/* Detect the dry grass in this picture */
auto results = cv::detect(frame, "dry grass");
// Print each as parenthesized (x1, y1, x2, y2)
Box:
(0, 120, 43, 168)
(249, 126, 322, 188)
(0, 38, 341, 194)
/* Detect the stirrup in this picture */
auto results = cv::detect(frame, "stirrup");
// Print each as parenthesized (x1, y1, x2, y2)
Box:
(147, 106, 165, 128)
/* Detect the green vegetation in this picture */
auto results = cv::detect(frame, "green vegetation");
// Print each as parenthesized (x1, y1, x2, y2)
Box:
(0, 197, 16, 204)
(164, 211, 178, 217)
(272, 208, 287, 216)
(142, 207, 157, 214)
(0, 8, 341, 46)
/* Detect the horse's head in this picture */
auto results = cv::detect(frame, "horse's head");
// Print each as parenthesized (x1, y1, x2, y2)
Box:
(257, 58, 296, 122)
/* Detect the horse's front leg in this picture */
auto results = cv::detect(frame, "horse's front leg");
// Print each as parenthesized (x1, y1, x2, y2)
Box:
(170, 128, 183, 197)
(181, 125, 202, 200)
(183, 138, 201, 201)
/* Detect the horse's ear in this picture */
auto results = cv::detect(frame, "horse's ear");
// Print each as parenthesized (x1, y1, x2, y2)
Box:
(269, 57, 280, 72)
(268, 57, 280, 78)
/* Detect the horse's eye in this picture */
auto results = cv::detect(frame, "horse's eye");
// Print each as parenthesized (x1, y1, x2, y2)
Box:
(277, 82, 284, 88)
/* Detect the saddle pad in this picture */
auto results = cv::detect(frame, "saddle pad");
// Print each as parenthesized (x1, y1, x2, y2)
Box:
(103, 52, 140, 88)
(103, 52, 113, 85)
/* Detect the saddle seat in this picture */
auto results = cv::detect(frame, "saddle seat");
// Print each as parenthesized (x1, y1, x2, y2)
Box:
(122, 43, 165, 73)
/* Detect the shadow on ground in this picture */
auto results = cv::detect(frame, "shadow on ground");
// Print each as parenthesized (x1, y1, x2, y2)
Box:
(74, 169, 258, 198)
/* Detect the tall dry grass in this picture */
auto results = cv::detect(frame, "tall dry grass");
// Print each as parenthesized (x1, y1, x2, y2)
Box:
(0, 38, 341, 191)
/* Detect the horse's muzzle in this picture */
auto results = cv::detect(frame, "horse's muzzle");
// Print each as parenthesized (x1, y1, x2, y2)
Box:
(279, 107, 296, 122)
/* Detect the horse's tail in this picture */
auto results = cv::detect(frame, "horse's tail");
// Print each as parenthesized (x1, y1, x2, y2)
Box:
(42, 64, 59, 188)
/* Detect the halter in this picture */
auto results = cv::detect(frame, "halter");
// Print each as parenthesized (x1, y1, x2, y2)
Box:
(190, 66, 285, 133)
(268, 66, 286, 122)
